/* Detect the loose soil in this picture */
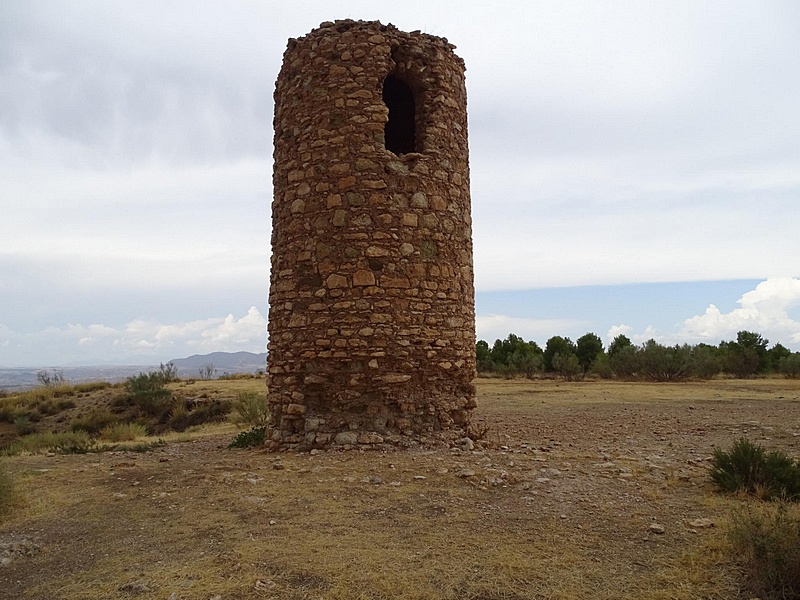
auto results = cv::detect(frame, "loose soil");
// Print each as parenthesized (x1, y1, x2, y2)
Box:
(2, 378, 800, 599)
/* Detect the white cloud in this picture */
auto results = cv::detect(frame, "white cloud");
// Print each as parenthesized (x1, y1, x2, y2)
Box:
(0, 308, 267, 367)
(476, 314, 585, 345)
(609, 278, 800, 350)
(677, 278, 800, 346)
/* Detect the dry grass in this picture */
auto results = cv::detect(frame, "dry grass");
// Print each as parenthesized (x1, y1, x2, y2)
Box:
(1, 377, 799, 598)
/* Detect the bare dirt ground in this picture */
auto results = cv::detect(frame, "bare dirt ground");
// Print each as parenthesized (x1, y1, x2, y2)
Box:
(2, 378, 800, 599)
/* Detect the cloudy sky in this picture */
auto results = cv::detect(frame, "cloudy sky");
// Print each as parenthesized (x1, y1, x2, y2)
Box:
(2, 1, 799, 367)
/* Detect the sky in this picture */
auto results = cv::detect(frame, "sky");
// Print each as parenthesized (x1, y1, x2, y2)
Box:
(1, 1, 799, 367)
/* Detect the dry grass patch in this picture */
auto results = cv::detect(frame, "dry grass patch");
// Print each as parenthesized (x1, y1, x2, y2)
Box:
(2, 378, 800, 598)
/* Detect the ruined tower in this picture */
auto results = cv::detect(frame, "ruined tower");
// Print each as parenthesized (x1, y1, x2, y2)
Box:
(267, 20, 476, 448)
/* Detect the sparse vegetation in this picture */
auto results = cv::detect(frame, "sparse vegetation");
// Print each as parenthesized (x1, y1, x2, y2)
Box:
(728, 501, 800, 599)
(780, 353, 800, 378)
(158, 361, 179, 382)
(70, 408, 116, 434)
(0, 460, 15, 521)
(37, 368, 65, 387)
(228, 426, 267, 448)
(99, 422, 148, 442)
(3, 430, 97, 455)
(2, 377, 800, 599)
(123, 371, 173, 416)
(232, 390, 270, 426)
(710, 438, 800, 500)
(199, 363, 216, 380)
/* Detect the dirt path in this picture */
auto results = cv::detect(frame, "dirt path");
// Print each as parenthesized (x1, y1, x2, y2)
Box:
(2, 378, 799, 599)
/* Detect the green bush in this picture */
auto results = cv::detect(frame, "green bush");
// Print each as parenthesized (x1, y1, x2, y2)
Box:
(13, 416, 36, 436)
(232, 391, 270, 427)
(729, 502, 800, 599)
(552, 352, 582, 381)
(228, 426, 267, 449)
(124, 372, 173, 416)
(779, 354, 800, 379)
(710, 438, 800, 500)
(70, 409, 117, 435)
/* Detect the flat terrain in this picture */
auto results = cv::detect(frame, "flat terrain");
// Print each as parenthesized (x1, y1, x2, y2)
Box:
(3, 378, 800, 599)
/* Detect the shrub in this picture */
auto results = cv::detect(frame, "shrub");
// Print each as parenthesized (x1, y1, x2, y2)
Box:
(552, 352, 582, 381)
(228, 426, 267, 449)
(99, 422, 148, 442)
(72, 381, 112, 394)
(639, 340, 692, 382)
(4, 431, 97, 455)
(728, 502, 800, 599)
(779, 354, 800, 379)
(158, 362, 179, 382)
(710, 438, 800, 500)
(37, 369, 65, 387)
(232, 391, 270, 427)
(168, 399, 232, 432)
(610, 345, 640, 379)
(0, 461, 15, 521)
(124, 372, 172, 416)
(199, 363, 215, 380)
(13, 416, 36, 436)
(70, 409, 116, 435)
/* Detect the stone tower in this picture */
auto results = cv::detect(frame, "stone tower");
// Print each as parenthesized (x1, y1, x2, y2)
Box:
(267, 20, 476, 449)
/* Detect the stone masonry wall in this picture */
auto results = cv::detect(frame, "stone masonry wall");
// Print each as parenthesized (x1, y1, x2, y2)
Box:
(267, 20, 476, 449)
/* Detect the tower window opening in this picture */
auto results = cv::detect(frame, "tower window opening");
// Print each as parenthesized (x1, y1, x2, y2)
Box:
(382, 74, 416, 154)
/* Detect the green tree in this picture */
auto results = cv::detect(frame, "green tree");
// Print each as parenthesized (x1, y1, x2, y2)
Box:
(608, 334, 633, 357)
(689, 344, 722, 379)
(576, 333, 604, 373)
(769, 343, 791, 373)
(475, 340, 493, 373)
(544, 336, 576, 372)
(779, 353, 800, 379)
(639, 340, 692, 382)
(488, 334, 543, 378)
(552, 352, 582, 381)
(610, 344, 640, 379)
(589, 352, 614, 379)
(737, 331, 770, 374)
(721, 331, 769, 378)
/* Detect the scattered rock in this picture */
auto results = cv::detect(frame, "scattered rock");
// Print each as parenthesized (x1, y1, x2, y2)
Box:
(688, 518, 714, 529)
(0, 539, 42, 566)
(456, 437, 474, 451)
(119, 580, 153, 594)
(255, 579, 276, 592)
(648, 523, 665, 535)
(457, 469, 476, 478)
(334, 432, 359, 445)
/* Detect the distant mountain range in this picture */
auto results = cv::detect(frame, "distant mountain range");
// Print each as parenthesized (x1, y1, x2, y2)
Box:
(0, 352, 267, 392)
(169, 352, 267, 377)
